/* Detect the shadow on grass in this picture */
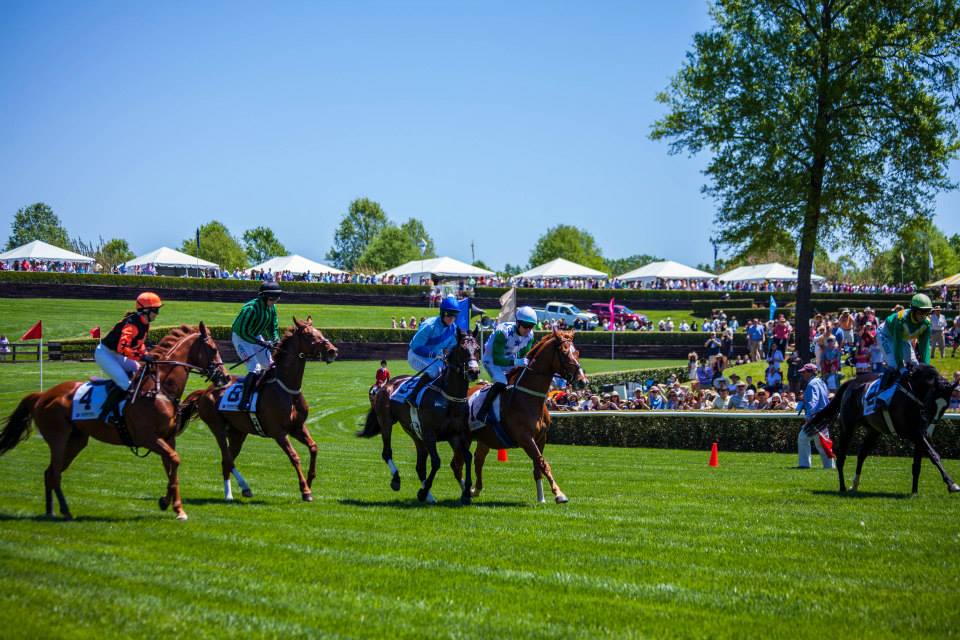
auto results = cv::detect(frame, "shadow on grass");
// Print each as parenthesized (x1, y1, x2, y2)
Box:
(811, 490, 912, 499)
(338, 498, 528, 509)
(136, 496, 269, 507)
(0, 512, 154, 523)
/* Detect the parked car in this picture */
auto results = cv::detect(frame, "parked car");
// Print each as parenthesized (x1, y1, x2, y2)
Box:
(533, 302, 600, 330)
(589, 303, 646, 327)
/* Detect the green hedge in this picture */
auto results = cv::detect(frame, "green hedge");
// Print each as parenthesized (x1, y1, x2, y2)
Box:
(586, 367, 689, 393)
(547, 412, 960, 458)
(690, 299, 755, 315)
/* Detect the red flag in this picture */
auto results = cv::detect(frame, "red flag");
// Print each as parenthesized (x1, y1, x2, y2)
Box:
(21, 321, 42, 341)
(90, 326, 101, 339)
(818, 433, 836, 460)
(607, 297, 616, 331)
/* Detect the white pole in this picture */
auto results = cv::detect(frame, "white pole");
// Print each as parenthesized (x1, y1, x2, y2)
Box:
(610, 327, 614, 360)
(39, 336, 43, 390)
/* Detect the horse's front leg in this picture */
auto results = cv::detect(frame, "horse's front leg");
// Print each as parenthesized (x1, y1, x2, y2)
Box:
(919, 434, 960, 493)
(471, 441, 490, 497)
(413, 439, 435, 504)
(291, 425, 318, 490)
(275, 435, 312, 501)
(852, 429, 880, 492)
(151, 437, 187, 521)
(516, 431, 566, 504)
(417, 426, 442, 504)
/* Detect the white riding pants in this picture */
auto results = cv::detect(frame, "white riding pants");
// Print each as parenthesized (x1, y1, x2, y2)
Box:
(94, 344, 139, 391)
(232, 334, 274, 375)
(877, 324, 917, 369)
(482, 357, 511, 385)
(797, 428, 835, 469)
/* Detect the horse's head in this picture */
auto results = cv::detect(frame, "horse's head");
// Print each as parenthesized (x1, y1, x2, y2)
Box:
(286, 316, 339, 364)
(448, 327, 481, 381)
(905, 363, 955, 426)
(185, 322, 229, 386)
(547, 327, 588, 390)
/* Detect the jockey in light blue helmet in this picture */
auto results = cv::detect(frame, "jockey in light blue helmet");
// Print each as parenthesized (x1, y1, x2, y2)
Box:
(476, 305, 538, 423)
(407, 295, 461, 391)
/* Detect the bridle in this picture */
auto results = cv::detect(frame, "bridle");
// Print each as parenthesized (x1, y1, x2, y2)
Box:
(512, 334, 585, 396)
(133, 332, 230, 401)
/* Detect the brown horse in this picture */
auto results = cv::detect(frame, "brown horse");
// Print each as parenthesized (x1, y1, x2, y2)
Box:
(181, 318, 338, 502)
(0, 323, 227, 521)
(453, 328, 588, 504)
(358, 327, 481, 504)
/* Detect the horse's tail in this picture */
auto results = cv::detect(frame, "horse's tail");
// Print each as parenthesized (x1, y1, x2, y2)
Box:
(356, 407, 382, 438)
(804, 380, 852, 433)
(0, 393, 40, 456)
(176, 389, 206, 435)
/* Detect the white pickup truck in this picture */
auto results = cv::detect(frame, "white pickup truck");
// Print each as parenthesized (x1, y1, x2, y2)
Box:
(533, 302, 599, 330)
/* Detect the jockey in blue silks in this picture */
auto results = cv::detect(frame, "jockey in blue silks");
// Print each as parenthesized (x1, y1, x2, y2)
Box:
(405, 295, 461, 402)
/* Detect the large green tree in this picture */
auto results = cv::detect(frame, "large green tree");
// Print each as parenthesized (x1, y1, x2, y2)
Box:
(6, 202, 70, 250)
(606, 254, 663, 277)
(355, 225, 421, 273)
(528, 225, 607, 272)
(97, 238, 135, 269)
(181, 221, 248, 271)
(399, 218, 436, 258)
(242, 226, 287, 264)
(652, 0, 960, 358)
(886, 220, 960, 286)
(326, 198, 389, 271)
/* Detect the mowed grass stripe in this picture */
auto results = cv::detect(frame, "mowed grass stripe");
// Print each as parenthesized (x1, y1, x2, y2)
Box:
(0, 361, 958, 638)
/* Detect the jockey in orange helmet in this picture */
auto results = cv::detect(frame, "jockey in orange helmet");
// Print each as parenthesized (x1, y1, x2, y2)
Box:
(94, 292, 163, 421)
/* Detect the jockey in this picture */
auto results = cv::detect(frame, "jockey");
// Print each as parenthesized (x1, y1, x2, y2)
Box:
(877, 293, 932, 398)
(476, 306, 537, 423)
(94, 292, 162, 420)
(405, 295, 461, 403)
(231, 281, 282, 410)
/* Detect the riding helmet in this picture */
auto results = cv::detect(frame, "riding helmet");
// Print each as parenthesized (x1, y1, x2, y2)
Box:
(136, 291, 163, 310)
(439, 295, 461, 315)
(910, 293, 933, 311)
(515, 306, 537, 327)
(259, 281, 283, 298)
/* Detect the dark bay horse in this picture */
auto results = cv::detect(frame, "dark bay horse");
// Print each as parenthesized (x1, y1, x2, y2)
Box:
(181, 317, 338, 502)
(358, 327, 481, 505)
(0, 323, 227, 520)
(804, 363, 959, 495)
(454, 328, 588, 504)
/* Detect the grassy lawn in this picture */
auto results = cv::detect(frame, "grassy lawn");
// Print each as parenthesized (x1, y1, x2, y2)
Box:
(0, 360, 958, 638)
(0, 297, 698, 341)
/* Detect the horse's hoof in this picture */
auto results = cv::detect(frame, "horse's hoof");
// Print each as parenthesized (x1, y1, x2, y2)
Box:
(949, 483, 960, 493)
(417, 488, 428, 503)
(176, 512, 188, 521)
(461, 492, 472, 506)
(61, 511, 73, 521)
(242, 488, 253, 498)
(225, 495, 234, 502)
(470, 487, 481, 498)
(426, 492, 437, 505)
(390, 475, 401, 492)
(555, 493, 569, 504)
(302, 493, 313, 502)
(158, 496, 170, 511)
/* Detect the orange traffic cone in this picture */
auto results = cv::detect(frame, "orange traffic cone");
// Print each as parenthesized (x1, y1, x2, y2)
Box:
(708, 442, 719, 468)
(497, 449, 508, 462)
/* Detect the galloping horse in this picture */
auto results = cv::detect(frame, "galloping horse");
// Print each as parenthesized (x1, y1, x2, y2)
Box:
(358, 327, 481, 504)
(0, 323, 227, 520)
(181, 318, 338, 502)
(454, 328, 588, 504)
(804, 363, 959, 495)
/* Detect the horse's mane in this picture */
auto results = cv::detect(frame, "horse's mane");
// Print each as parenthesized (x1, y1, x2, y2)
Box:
(148, 325, 197, 358)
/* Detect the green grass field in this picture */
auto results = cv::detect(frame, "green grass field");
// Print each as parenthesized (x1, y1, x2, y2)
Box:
(0, 360, 958, 638)
(0, 298, 697, 341)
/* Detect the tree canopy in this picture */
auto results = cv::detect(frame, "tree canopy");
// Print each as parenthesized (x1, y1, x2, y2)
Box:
(652, 0, 960, 356)
(606, 254, 663, 277)
(6, 203, 70, 250)
(181, 221, 248, 271)
(243, 226, 287, 265)
(326, 198, 389, 271)
(528, 225, 607, 272)
(355, 225, 421, 273)
(399, 218, 436, 259)
(97, 239, 135, 269)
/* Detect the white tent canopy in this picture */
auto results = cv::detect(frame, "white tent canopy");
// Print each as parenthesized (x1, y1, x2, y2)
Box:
(123, 247, 219, 270)
(617, 260, 715, 284)
(249, 254, 345, 275)
(376, 256, 495, 282)
(514, 257, 608, 280)
(0, 240, 94, 264)
(927, 273, 960, 287)
(718, 262, 825, 283)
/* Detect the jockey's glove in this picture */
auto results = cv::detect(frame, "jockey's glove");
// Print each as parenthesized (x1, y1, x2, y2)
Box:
(514, 357, 529, 367)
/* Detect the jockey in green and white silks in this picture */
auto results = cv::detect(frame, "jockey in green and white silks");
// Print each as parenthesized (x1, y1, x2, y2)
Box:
(231, 281, 282, 410)
(476, 306, 537, 423)
(876, 293, 933, 402)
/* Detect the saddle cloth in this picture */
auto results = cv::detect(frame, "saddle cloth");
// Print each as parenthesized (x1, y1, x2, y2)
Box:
(218, 378, 260, 413)
(862, 378, 895, 417)
(468, 385, 516, 449)
(71, 379, 127, 422)
(390, 375, 435, 407)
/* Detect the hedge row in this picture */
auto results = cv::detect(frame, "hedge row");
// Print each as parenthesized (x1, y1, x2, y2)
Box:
(585, 367, 689, 393)
(547, 412, 960, 458)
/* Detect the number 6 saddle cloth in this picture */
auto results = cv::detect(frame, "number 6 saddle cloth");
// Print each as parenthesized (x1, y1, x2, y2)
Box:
(217, 377, 260, 413)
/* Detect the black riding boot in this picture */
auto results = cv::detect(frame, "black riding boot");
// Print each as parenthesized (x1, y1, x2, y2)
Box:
(879, 367, 900, 392)
(477, 382, 507, 423)
(239, 372, 259, 411)
(98, 386, 127, 423)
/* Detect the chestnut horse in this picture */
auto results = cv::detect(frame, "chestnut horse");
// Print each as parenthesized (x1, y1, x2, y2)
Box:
(0, 323, 227, 521)
(358, 327, 481, 504)
(453, 329, 588, 504)
(181, 318, 338, 502)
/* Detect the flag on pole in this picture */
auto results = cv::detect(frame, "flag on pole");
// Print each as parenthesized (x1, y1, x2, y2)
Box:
(900, 251, 905, 265)
(607, 297, 616, 331)
(929, 250, 935, 271)
(769, 295, 777, 322)
(497, 287, 517, 322)
(90, 326, 101, 339)
(195, 228, 201, 253)
(454, 297, 472, 331)
(21, 321, 42, 341)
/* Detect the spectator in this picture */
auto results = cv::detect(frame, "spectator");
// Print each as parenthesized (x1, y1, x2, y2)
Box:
(797, 363, 835, 469)
(930, 306, 947, 358)
(743, 389, 758, 410)
(371, 359, 390, 396)
(951, 319, 960, 358)
(687, 352, 699, 381)
(648, 386, 667, 409)
(712, 386, 730, 409)
(704, 332, 722, 366)
(409, 316, 418, 330)
(728, 381, 749, 409)
(772, 314, 792, 358)
(0, 335, 8, 361)
(721, 329, 735, 360)
(696, 359, 713, 389)
(746, 319, 765, 361)
(630, 388, 650, 410)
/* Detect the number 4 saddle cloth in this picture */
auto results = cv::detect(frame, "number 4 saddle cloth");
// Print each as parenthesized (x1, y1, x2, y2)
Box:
(71, 379, 127, 422)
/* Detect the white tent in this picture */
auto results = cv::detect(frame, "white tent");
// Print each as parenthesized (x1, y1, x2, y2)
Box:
(718, 262, 825, 283)
(617, 260, 715, 284)
(249, 254, 345, 275)
(122, 247, 219, 275)
(927, 273, 960, 287)
(0, 240, 94, 264)
(376, 256, 495, 282)
(514, 257, 608, 280)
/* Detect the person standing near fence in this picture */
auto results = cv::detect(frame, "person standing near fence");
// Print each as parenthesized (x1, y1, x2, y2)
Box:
(797, 363, 835, 469)
(930, 306, 947, 358)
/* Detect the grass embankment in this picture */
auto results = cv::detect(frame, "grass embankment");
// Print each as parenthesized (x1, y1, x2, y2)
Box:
(0, 361, 957, 638)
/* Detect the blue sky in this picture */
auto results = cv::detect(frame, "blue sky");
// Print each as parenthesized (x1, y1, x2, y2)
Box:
(1, 1, 957, 271)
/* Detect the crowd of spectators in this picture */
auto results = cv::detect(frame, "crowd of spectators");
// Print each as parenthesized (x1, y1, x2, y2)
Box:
(0, 259, 93, 274)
